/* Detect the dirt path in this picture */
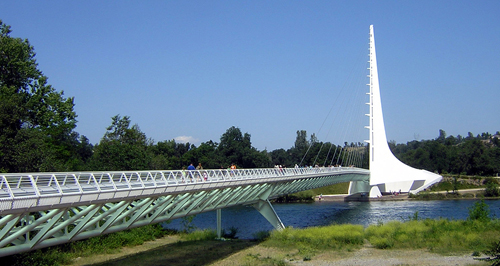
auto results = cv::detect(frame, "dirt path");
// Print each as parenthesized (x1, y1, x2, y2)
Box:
(69, 235, 488, 266)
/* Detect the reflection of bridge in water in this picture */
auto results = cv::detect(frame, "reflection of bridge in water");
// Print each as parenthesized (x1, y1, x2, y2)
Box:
(0, 25, 441, 257)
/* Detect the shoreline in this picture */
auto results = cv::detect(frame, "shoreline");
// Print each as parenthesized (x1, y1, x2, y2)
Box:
(314, 188, 498, 202)
(315, 193, 409, 202)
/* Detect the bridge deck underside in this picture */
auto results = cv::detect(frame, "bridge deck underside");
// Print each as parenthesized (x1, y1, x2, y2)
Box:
(0, 168, 368, 257)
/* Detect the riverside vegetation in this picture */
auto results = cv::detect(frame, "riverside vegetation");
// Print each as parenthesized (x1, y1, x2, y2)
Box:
(4, 200, 500, 266)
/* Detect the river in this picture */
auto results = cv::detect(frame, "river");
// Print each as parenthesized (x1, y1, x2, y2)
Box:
(164, 199, 500, 239)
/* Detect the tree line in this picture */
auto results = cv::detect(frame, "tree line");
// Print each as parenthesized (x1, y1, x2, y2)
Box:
(390, 129, 500, 176)
(0, 20, 367, 173)
(1, 20, 498, 176)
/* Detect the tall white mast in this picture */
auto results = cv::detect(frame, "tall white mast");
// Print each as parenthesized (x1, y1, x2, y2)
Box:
(365, 25, 442, 196)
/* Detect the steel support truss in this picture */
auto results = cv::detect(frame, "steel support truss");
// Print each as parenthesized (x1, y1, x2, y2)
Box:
(0, 167, 369, 256)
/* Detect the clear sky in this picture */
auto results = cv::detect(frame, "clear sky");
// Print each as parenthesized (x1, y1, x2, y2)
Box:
(1, 1, 498, 151)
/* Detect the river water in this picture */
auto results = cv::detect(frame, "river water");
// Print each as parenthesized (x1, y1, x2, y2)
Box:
(164, 199, 500, 239)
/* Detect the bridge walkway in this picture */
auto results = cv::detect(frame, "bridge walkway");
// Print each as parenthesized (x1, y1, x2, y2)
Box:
(0, 167, 369, 257)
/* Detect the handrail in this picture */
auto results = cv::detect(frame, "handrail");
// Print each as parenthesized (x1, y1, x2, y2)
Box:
(0, 167, 369, 213)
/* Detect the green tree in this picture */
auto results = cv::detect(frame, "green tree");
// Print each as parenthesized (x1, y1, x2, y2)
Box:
(217, 126, 271, 168)
(0, 20, 80, 172)
(193, 140, 220, 169)
(89, 115, 152, 171)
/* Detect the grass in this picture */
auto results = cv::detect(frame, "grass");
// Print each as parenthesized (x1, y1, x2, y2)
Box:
(7, 218, 500, 265)
(365, 219, 500, 254)
(308, 182, 350, 195)
(275, 182, 350, 202)
(266, 224, 364, 250)
(3, 224, 172, 266)
(180, 228, 218, 241)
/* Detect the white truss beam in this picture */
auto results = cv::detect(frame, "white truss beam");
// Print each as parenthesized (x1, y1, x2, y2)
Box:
(0, 167, 368, 257)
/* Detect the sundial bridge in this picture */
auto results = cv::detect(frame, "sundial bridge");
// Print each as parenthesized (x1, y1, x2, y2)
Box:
(0, 25, 441, 257)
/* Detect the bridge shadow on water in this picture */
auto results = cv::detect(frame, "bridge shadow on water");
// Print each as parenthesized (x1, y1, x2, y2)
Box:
(88, 239, 259, 266)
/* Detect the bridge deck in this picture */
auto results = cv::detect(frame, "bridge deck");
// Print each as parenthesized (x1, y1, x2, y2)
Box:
(0, 167, 369, 215)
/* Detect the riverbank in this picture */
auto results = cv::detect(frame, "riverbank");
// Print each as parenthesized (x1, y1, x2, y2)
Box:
(315, 193, 412, 201)
(314, 187, 496, 202)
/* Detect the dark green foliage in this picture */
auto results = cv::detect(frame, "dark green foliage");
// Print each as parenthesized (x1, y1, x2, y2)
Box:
(252, 230, 271, 241)
(89, 115, 152, 171)
(468, 200, 491, 222)
(485, 178, 500, 197)
(217, 126, 272, 168)
(393, 129, 500, 176)
(223, 226, 239, 239)
(274, 192, 314, 203)
(181, 215, 197, 233)
(0, 20, 87, 173)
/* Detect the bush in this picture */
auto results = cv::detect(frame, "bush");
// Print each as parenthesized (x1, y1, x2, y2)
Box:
(468, 200, 490, 222)
(484, 179, 500, 197)
(182, 229, 217, 241)
(222, 226, 239, 239)
(252, 230, 271, 241)
(4, 223, 169, 266)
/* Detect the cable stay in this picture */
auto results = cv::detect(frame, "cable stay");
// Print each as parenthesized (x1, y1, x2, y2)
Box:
(298, 41, 369, 169)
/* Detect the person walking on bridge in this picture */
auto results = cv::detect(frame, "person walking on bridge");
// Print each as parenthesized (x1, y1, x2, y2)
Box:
(187, 163, 195, 182)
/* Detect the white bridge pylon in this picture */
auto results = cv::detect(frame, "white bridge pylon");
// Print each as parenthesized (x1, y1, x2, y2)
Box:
(349, 25, 442, 197)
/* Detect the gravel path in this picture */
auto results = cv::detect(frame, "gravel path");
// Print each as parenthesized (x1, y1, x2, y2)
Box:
(288, 248, 487, 266)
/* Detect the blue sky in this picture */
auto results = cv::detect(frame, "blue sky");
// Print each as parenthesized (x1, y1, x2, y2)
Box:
(1, 1, 498, 151)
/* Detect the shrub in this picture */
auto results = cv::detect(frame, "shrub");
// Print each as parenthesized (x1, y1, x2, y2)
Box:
(182, 229, 217, 241)
(371, 237, 394, 249)
(181, 215, 197, 233)
(468, 200, 490, 222)
(484, 179, 500, 197)
(223, 226, 239, 239)
(252, 230, 270, 241)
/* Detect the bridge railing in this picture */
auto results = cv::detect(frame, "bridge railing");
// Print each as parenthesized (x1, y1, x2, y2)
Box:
(0, 167, 368, 213)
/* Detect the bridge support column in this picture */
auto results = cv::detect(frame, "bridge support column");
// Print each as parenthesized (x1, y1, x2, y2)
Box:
(348, 180, 370, 195)
(216, 209, 222, 238)
(252, 199, 285, 230)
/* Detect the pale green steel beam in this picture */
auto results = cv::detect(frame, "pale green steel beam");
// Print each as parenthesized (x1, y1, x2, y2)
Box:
(252, 199, 285, 230)
(0, 169, 369, 257)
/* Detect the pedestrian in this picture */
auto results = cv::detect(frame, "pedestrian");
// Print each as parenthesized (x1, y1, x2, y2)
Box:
(181, 167, 186, 183)
(230, 163, 236, 176)
(187, 163, 195, 182)
(196, 163, 204, 181)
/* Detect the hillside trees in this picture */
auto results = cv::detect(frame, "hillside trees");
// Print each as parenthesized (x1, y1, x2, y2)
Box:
(217, 126, 271, 168)
(0, 20, 88, 172)
(392, 130, 500, 176)
(89, 115, 152, 171)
